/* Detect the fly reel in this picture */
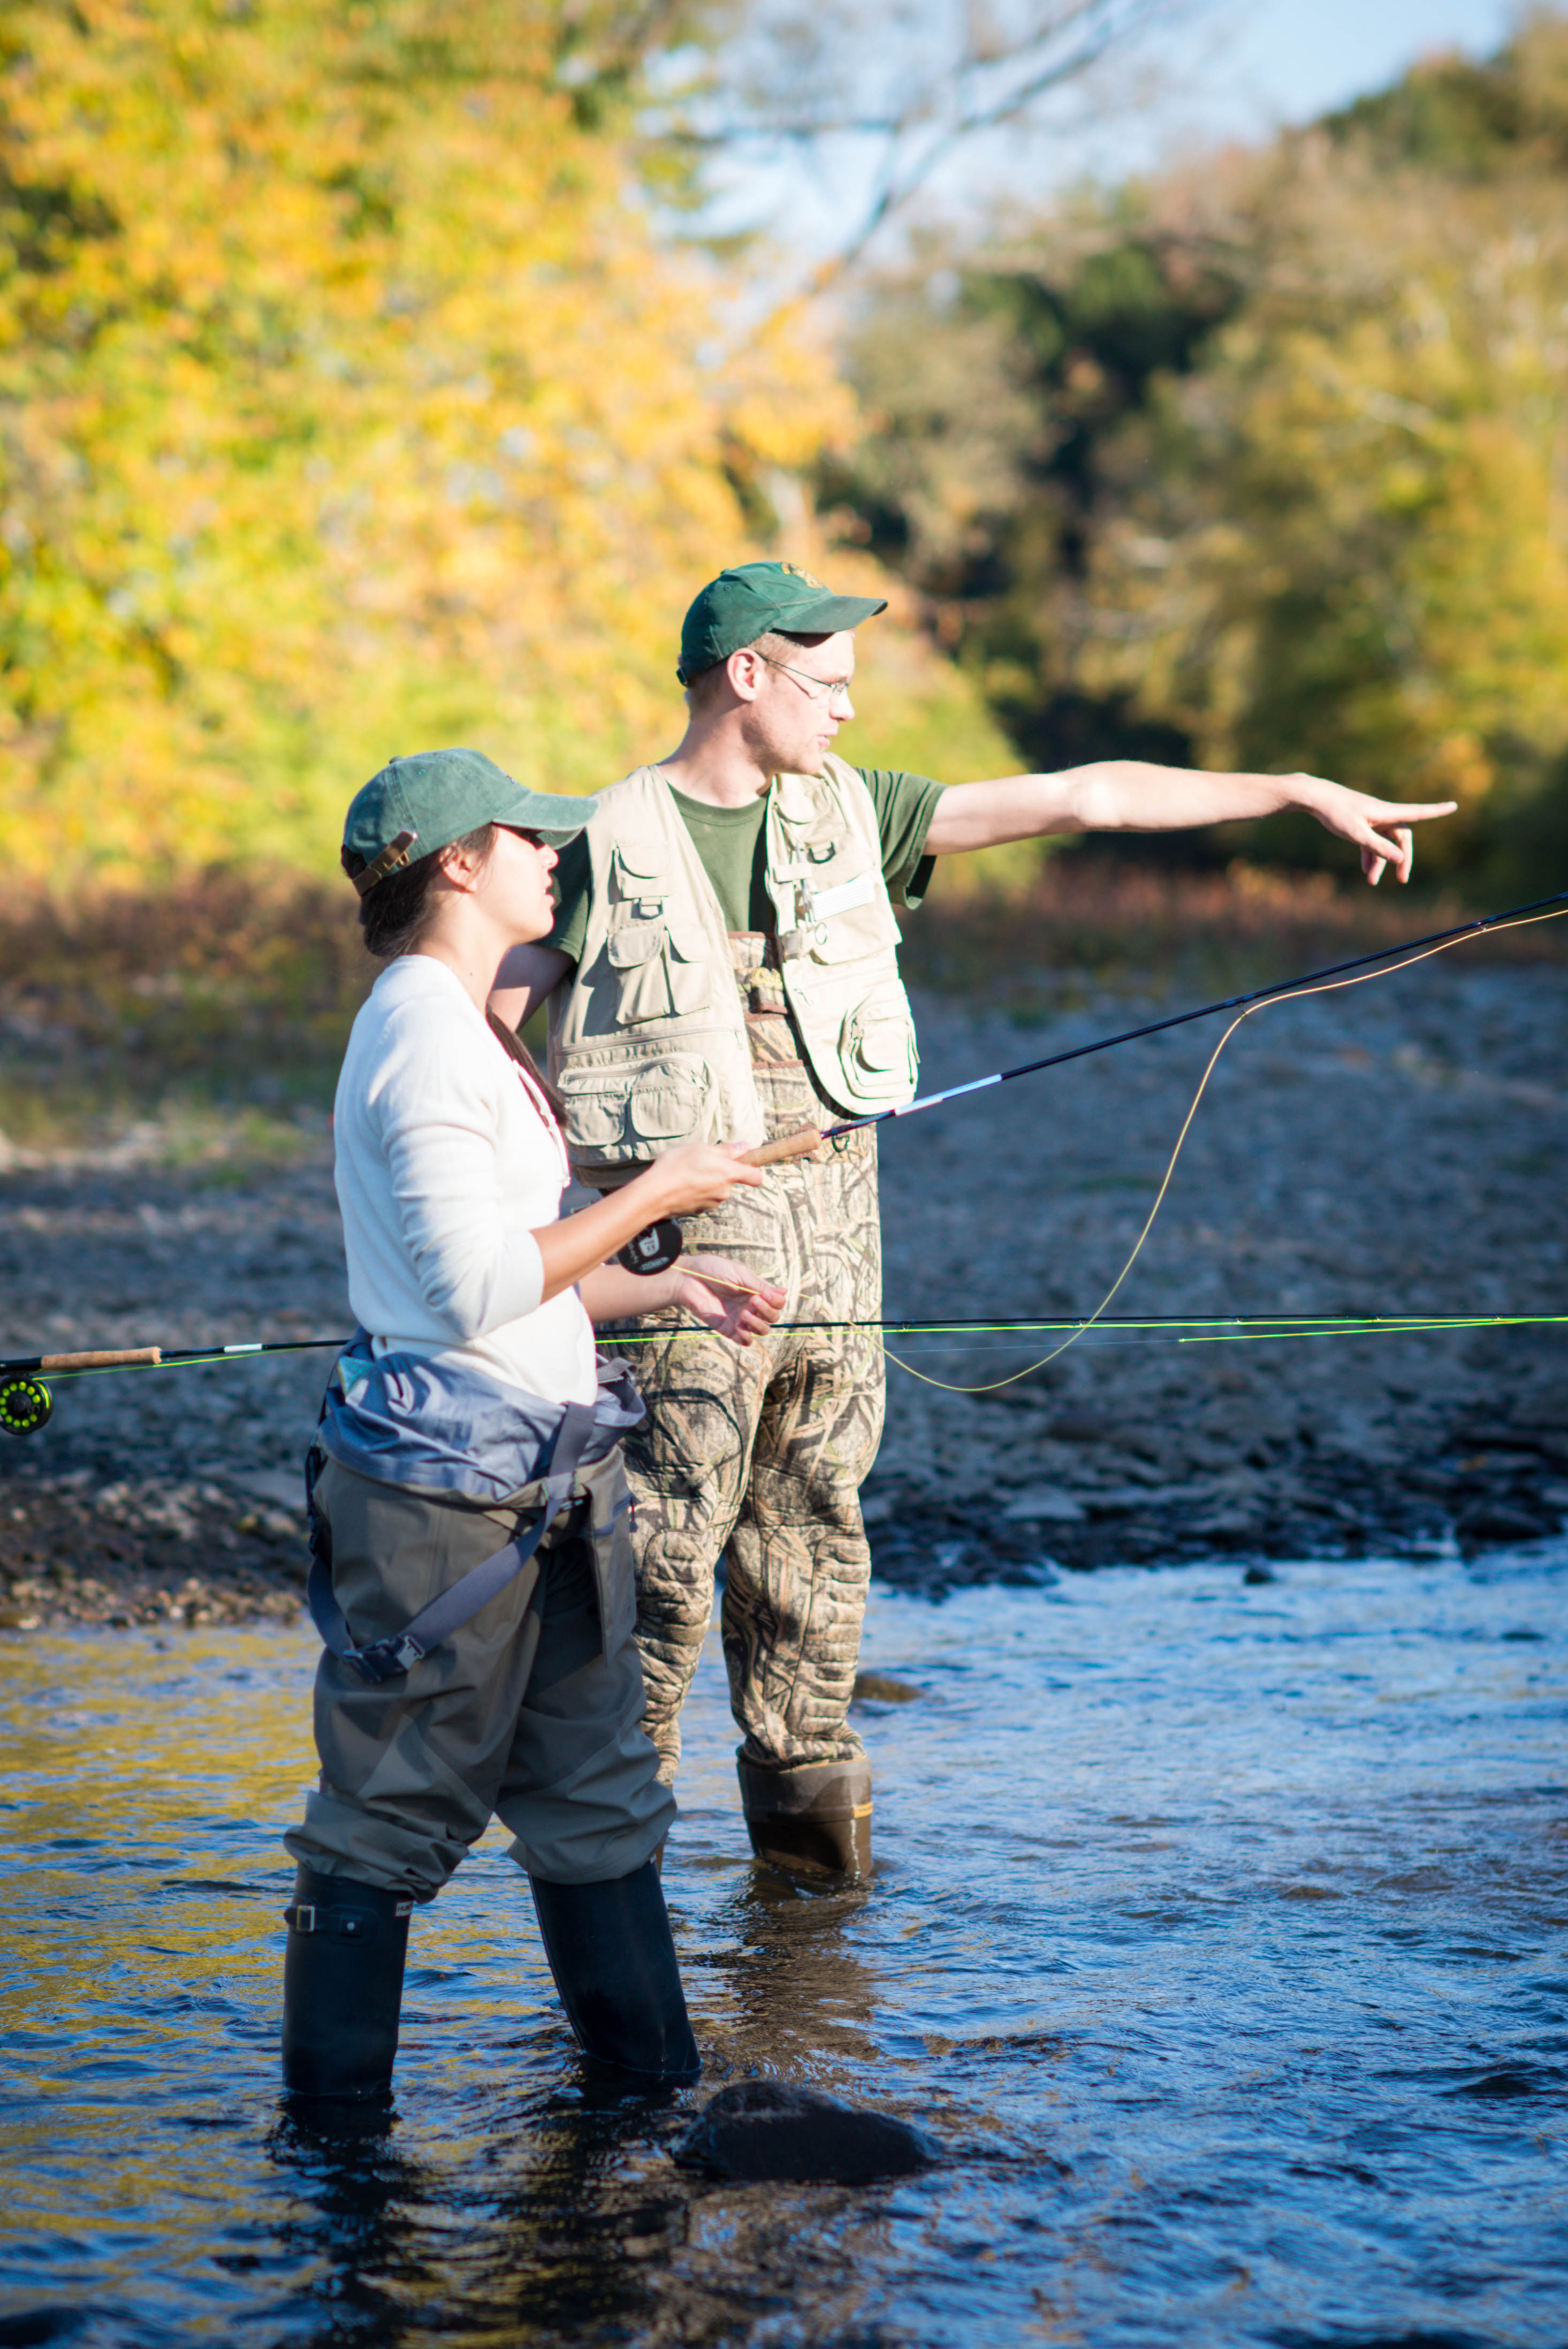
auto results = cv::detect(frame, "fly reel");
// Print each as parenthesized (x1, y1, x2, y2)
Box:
(615, 1219, 683, 1276)
(0, 1376, 52, 1436)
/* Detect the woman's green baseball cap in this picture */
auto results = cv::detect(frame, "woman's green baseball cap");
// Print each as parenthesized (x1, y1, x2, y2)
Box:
(342, 748, 588, 895)
(676, 560, 887, 685)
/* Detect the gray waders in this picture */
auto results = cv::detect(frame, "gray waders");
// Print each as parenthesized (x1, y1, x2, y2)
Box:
(281, 1373, 696, 2102)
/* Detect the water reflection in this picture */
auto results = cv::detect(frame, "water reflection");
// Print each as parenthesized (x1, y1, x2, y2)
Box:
(699, 1871, 883, 2084)
(2, 1548, 1565, 2347)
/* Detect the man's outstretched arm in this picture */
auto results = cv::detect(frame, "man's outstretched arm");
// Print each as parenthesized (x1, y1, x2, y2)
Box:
(922, 763, 1458, 885)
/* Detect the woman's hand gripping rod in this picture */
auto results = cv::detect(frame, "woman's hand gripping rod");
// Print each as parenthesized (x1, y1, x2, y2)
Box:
(614, 1126, 827, 1274)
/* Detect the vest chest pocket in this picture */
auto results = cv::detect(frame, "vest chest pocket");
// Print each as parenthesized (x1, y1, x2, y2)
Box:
(605, 918, 711, 1023)
(609, 842, 668, 907)
(802, 884, 898, 962)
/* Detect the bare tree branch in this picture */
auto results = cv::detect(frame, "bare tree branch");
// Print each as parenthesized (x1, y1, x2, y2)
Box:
(637, 0, 1196, 277)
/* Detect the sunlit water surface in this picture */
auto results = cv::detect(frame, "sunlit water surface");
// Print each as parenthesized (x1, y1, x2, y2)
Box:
(3, 1546, 1566, 2349)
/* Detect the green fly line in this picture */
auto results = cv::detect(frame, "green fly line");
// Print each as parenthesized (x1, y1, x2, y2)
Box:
(2, 895, 1564, 1428)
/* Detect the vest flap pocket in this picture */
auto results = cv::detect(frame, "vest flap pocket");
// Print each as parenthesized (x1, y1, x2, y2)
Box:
(605, 919, 711, 1022)
(606, 921, 666, 970)
(840, 988, 918, 1088)
(611, 841, 667, 887)
(557, 1053, 713, 1152)
(628, 1058, 710, 1141)
(557, 1066, 635, 1150)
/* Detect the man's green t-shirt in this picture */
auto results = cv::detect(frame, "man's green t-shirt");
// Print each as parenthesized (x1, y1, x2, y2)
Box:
(543, 768, 943, 967)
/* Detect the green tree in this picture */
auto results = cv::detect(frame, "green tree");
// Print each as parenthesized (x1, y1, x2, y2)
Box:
(1076, 80, 1568, 877)
(827, 11, 1568, 884)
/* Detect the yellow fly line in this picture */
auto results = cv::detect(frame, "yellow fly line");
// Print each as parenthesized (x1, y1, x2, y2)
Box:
(880, 900, 1568, 1394)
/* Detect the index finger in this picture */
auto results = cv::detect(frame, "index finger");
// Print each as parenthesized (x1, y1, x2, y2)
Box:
(1360, 798, 1457, 823)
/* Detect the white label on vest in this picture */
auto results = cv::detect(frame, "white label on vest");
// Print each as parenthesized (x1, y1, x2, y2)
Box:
(806, 870, 876, 921)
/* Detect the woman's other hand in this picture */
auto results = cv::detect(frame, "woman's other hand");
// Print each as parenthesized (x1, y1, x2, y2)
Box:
(676, 1255, 786, 1348)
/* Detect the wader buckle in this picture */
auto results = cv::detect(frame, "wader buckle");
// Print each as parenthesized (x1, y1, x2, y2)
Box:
(349, 1633, 427, 1683)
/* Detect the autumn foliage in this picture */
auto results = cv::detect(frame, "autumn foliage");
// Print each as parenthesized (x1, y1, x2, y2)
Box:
(0, 0, 850, 879)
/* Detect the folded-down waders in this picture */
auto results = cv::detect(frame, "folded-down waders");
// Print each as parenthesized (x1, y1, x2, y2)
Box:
(306, 1407, 597, 1681)
(302, 1343, 641, 1684)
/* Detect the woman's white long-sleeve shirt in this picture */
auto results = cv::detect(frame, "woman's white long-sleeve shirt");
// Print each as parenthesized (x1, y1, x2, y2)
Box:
(333, 954, 598, 1405)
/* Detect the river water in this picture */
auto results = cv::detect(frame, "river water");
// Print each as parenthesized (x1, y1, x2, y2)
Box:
(3, 1542, 1566, 2349)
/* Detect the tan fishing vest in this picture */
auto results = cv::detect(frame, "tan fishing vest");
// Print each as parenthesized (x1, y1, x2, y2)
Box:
(547, 756, 920, 1173)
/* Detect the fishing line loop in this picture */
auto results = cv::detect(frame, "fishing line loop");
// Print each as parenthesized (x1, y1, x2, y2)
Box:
(883, 899, 1568, 1394)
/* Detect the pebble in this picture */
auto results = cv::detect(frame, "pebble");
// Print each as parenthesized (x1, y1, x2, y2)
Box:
(864, 963, 1568, 1593)
(0, 964, 1565, 1624)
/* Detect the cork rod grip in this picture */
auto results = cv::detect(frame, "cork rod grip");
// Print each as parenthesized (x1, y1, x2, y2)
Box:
(739, 1125, 825, 1169)
(38, 1347, 163, 1373)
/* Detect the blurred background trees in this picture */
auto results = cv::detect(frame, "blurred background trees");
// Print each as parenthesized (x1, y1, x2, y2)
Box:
(0, 0, 859, 875)
(0, 0, 1156, 882)
(825, 11, 1568, 892)
(4, 1, 1567, 896)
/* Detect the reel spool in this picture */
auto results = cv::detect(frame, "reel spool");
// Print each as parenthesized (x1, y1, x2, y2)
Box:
(0, 1376, 52, 1436)
(615, 1219, 683, 1276)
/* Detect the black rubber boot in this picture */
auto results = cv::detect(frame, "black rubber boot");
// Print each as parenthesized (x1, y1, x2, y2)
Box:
(281, 1866, 413, 2102)
(528, 1860, 700, 2085)
(737, 1755, 873, 1878)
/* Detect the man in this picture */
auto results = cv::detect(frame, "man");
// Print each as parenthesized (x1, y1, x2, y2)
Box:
(491, 560, 1455, 1876)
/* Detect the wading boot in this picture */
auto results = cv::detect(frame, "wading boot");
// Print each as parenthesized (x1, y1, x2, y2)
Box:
(281, 1866, 413, 2102)
(528, 1860, 700, 2085)
(737, 1755, 873, 1879)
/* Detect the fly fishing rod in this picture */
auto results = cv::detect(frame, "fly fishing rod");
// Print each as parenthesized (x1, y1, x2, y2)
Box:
(3, 1312, 1564, 1436)
(5, 887, 1564, 1428)
(0, 1338, 341, 1435)
(732, 885, 1568, 1167)
(656, 881, 1568, 1394)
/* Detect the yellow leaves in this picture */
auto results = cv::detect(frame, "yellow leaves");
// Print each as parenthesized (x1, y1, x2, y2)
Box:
(1419, 732, 1495, 802)
(0, 0, 856, 880)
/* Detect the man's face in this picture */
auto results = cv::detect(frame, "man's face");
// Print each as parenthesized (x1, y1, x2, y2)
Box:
(735, 632, 857, 777)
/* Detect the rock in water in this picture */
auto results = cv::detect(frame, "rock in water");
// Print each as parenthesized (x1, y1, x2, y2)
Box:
(674, 2080, 939, 2184)
(851, 1670, 926, 1704)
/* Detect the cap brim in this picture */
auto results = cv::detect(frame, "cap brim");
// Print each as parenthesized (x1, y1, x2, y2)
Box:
(495, 783, 590, 848)
(766, 591, 888, 634)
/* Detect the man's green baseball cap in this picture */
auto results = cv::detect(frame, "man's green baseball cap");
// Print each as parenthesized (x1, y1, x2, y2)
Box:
(341, 748, 588, 896)
(676, 560, 887, 686)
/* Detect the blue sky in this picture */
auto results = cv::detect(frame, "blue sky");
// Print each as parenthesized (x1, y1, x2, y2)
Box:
(718, 0, 1526, 264)
(1124, 0, 1517, 162)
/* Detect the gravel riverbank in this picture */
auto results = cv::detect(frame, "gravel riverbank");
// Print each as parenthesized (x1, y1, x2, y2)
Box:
(1, 955, 1564, 1628)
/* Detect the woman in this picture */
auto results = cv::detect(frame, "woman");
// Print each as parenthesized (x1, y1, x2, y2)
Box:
(281, 747, 783, 2104)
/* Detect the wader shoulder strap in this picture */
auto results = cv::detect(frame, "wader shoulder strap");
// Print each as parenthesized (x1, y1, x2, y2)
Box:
(307, 1400, 599, 1685)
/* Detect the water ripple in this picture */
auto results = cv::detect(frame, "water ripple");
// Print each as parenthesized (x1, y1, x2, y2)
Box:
(1, 1547, 1565, 2345)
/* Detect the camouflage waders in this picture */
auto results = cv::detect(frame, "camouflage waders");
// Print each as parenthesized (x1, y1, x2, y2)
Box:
(604, 934, 885, 1873)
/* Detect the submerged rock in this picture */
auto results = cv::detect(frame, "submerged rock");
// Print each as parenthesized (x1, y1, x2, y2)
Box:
(851, 1670, 926, 1704)
(674, 2080, 939, 2185)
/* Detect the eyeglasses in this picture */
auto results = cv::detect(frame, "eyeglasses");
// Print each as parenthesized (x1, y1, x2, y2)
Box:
(756, 653, 854, 712)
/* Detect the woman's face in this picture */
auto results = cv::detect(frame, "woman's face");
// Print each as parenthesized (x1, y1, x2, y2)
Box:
(481, 825, 559, 943)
